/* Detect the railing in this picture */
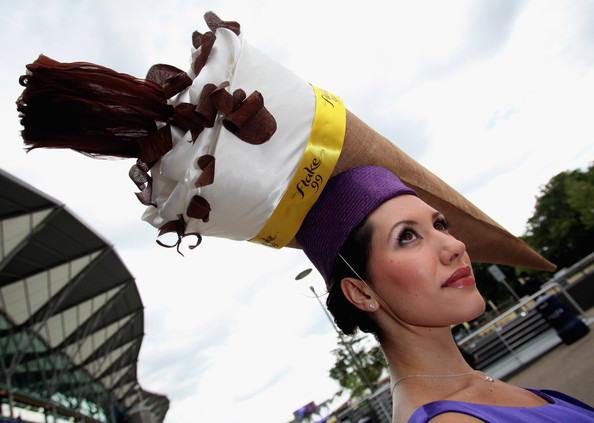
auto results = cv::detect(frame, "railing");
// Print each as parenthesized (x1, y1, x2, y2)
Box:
(335, 383, 391, 423)
(457, 251, 594, 377)
(465, 307, 552, 370)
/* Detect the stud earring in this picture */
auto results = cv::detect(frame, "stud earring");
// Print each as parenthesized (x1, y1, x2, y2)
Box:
(369, 303, 376, 309)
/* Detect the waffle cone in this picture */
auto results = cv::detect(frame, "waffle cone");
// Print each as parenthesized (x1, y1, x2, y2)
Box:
(324, 110, 555, 271)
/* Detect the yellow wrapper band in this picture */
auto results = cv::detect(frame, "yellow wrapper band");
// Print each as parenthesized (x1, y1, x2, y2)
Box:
(251, 86, 346, 248)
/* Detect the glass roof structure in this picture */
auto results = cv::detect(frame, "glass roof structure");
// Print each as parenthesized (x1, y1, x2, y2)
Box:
(0, 169, 168, 422)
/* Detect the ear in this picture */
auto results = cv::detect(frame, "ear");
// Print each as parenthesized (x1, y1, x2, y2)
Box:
(341, 277, 379, 313)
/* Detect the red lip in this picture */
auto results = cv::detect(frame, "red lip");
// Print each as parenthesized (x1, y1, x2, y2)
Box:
(442, 266, 475, 288)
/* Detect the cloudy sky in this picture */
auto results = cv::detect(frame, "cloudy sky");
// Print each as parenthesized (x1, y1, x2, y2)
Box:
(1, 1, 593, 422)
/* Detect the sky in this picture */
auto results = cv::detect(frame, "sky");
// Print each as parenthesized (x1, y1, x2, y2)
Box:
(1, 1, 593, 422)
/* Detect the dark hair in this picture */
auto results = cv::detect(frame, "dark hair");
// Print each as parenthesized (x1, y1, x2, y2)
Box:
(326, 218, 383, 338)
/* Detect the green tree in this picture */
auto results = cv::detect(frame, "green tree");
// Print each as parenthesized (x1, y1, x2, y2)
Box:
(329, 334, 387, 399)
(465, 165, 593, 314)
(522, 164, 594, 270)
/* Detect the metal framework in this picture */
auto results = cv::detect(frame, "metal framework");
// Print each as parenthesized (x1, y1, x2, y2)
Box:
(0, 169, 168, 422)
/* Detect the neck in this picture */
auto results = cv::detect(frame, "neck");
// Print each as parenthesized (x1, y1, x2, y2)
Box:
(378, 321, 490, 422)
(381, 324, 472, 383)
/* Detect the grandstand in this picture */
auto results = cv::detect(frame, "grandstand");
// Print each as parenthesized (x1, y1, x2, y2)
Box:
(0, 169, 168, 423)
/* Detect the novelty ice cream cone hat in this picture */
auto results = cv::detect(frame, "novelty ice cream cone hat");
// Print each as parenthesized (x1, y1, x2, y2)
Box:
(17, 12, 555, 271)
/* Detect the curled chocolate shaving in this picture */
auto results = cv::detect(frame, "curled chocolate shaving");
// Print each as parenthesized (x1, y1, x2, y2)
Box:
(186, 195, 211, 223)
(224, 91, 264, 131)
(186, 233, 203, 251)
(129, 164, 155, 206)
(192, 31, 216, 76)
(163, 74, 192, 99)
(192, 31, 204, 50)
(223, 91, 277, 145)
(157, 219, 184, 251)
(211, 82, 233, 113)
(195, 83, 218, 127)
(134, 180, 153, 206)
(195, 155, 215, 187)
(146, 64, 181, 86)
(129, 164, 150, 190)
(156, 218, 202, 256)
(197, 154, 215, 170)
(172, 103, 205, 143)
(137, 124, 173, 164)
(209, 83, 247, 114)
(232, 89, 247, 109)
(204, 11, 241, 36)
(136, 159, 150, 173)
(146, 64, 192, 99)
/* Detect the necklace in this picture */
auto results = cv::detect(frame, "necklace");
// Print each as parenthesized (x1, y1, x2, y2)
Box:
(391, 370, 494, 394)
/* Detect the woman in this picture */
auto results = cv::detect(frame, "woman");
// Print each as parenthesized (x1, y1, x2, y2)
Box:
(296, 166, 594, 423)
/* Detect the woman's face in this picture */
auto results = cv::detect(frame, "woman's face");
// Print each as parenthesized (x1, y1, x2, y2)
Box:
(366, 195, 485, 328)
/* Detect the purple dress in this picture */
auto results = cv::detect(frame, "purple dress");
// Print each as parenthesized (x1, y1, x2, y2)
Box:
(408, 389, 594, 422)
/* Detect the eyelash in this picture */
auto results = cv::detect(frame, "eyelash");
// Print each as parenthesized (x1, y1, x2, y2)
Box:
(434, 218, 450, 232)
(397, 217, 450, 246)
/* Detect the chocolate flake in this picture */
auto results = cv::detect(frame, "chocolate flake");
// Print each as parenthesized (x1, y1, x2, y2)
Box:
(192, 31, 216, 76)
(129, 164, 150, 190)
(197, 154, 215, 170)
(192, 31, 205, 49)
(223, 91, 277, 145)
(232, 89, 247, 109)
(204, 11, 241, 36)
(172, 103, 205, 143)
(195, 83, 218, 127)
(211, 82, 233, 113)
(156, 217, 203, 256)
(134, 181, 154, 206)
(136, 159, 150, 173)
(195, 155, 215, 187)
(137, 124, 173, 164)
(129, 164, 154, 206)
(146, 64, 192, 99)
(186, 195, 211, 222)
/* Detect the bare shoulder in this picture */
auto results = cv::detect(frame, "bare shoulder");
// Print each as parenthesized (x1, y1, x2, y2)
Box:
(427, 412, 485, 422)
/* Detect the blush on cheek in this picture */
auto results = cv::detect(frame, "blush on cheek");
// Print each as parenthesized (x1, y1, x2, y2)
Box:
(413, 267, 429, 285)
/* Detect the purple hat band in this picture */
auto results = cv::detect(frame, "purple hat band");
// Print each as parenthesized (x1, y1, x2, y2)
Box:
(296, 166, 418, 283)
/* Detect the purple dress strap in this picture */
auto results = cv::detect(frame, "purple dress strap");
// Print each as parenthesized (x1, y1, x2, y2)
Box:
(408, 389, 594, 422)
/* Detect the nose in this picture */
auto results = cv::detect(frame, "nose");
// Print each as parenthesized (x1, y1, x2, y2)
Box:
(439, 233, 467, 264)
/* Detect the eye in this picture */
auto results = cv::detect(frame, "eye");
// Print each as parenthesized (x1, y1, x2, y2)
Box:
(398, 228, 420, 245)
(434, 218, 450, 232)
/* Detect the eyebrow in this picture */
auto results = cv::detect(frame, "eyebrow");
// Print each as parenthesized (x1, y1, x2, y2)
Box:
(386, 211, 442, 244)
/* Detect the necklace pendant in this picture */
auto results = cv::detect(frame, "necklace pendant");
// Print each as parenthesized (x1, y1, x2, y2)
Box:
(484, 375, 494, 382)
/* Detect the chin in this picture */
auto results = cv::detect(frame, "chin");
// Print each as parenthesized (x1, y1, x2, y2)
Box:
(468, 297, 487, 321)
(452, 295, 486, 326)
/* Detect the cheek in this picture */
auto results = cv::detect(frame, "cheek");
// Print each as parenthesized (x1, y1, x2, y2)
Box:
(413, 264, 431, 283)
(372, 257, 425, 293)
(394, 256, 433, 289)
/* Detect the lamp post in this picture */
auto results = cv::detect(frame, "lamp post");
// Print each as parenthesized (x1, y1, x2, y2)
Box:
(295, 269, 375, 394)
